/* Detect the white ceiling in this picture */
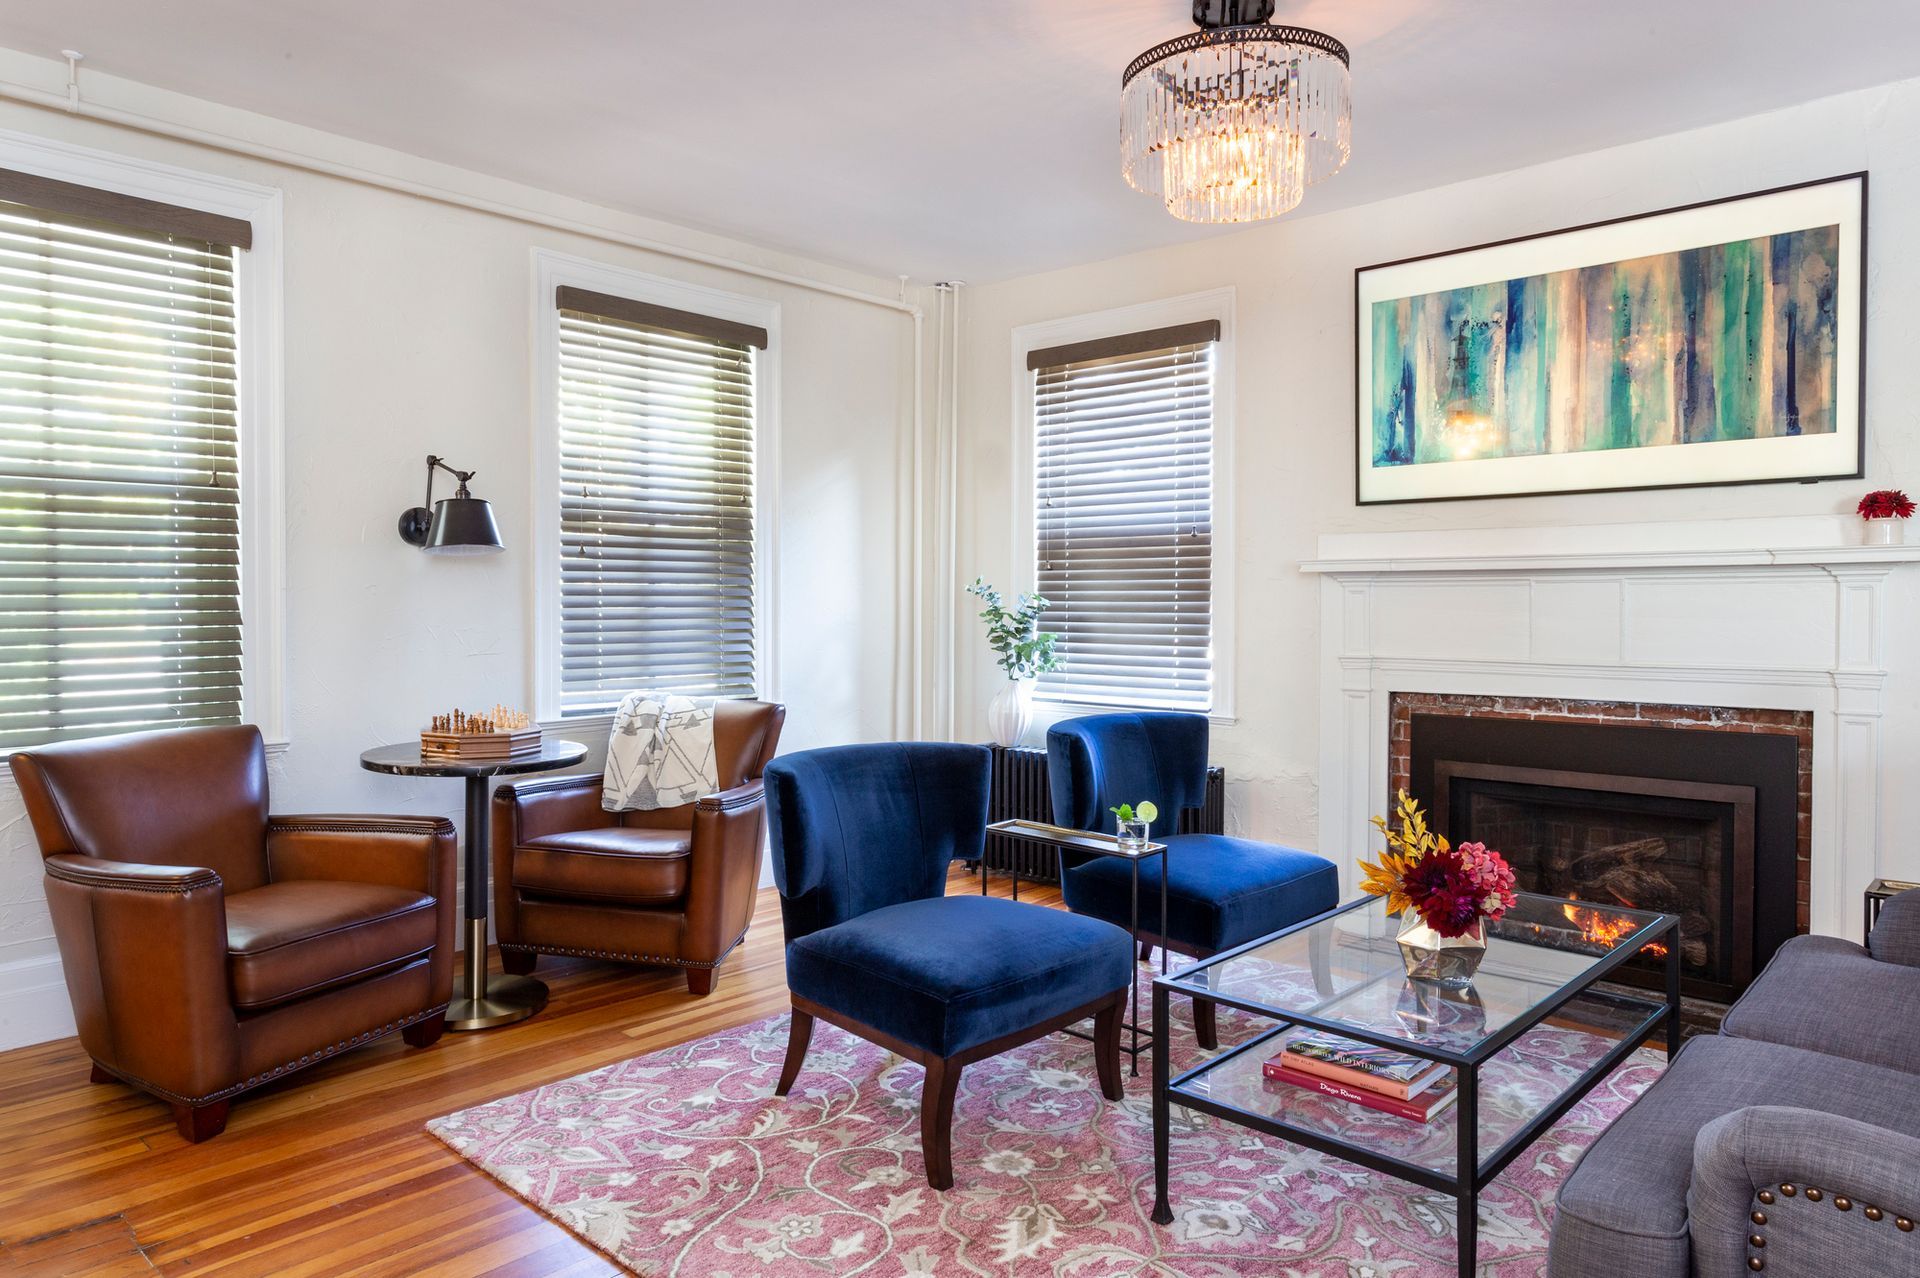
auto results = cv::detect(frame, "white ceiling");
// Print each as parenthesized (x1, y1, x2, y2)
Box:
(4, 2, 1919, 283)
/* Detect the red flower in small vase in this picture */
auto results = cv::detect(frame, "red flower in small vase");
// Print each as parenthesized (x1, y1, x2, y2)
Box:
(1858, 489, 1916, 520)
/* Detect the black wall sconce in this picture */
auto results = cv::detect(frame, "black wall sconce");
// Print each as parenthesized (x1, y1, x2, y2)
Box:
(397, 455, 504, 555)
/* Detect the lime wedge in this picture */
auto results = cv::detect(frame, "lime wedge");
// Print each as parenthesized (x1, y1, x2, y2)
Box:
(1136, 801, 1159, 825)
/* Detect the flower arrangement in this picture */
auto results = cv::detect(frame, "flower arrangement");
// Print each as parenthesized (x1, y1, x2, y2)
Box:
(1360, 791, 1518, 938)
(966, 578, 1061, 680)
(1857, 490, 1916, 520)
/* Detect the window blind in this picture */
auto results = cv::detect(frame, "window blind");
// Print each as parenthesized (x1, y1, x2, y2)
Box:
(0, 193, 243, 749)
(555, 297, 756, 715)
(1033, 331, 1214, 712)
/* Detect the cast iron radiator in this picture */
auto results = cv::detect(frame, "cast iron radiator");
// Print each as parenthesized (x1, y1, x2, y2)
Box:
(982, 744, 1226, 883)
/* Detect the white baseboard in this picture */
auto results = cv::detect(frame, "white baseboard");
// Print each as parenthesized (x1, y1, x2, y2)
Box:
(0, 951, 76, 1052)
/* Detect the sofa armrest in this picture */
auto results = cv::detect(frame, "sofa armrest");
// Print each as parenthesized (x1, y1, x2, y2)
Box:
(1869, 888, 1920, 967)
(266, 813, 456, 897)
(1689, 1106, 1920, 1278)
(493, 772, 614, 843)
(683, 779, 767, 963)
(41, 853, 240, 1100)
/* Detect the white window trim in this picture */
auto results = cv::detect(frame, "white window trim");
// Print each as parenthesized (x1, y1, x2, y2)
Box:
(1009, 287, 1237, 726)
(529, 249, 780, 725)
(0, 128, 288, 749)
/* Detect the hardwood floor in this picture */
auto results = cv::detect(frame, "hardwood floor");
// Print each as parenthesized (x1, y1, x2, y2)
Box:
(0, 867, 1048, 1277)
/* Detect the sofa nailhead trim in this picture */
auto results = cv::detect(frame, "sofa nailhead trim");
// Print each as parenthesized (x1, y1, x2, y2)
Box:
(1866, 1207, 1884, 1221)
(1899, 1218, 1915, 1232)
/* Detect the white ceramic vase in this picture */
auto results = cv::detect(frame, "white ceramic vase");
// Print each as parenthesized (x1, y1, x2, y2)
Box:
(987, 678, 1034, 747)
(1864, 518, 1905, 547)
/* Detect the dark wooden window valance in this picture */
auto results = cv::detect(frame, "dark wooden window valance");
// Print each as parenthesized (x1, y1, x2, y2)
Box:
(556, 285, 769, 350)
(0, 167, 252, 249)
(1025, 319, 1220, 371)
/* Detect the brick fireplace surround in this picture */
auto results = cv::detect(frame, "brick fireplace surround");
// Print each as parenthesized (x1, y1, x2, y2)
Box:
(1388, 692, 1814, 931)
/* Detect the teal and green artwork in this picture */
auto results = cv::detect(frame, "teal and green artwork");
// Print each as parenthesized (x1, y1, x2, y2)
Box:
(1354, 176, 1864, 503)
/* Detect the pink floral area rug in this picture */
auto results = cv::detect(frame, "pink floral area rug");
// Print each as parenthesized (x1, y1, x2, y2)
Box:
(427, 976, 1662, 1277)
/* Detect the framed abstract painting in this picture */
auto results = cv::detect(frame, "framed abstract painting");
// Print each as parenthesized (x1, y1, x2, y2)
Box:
(1354, 173, 1867, 504)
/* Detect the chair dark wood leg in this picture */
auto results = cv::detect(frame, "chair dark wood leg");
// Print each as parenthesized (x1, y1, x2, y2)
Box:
(1192, 996, 1218, 1051)
(1139, 940, 1154, 962)
(775, 1006, 815, 1096)
(921, 1057, 963, 1191)
(402, 1011, 446, 1048)
(172, 1099, 229, 1143)
(500, 949, 538, 976)
(686, 967, 716, 996)
(1093, 996, 1124, 1102)
(89, 1063, 115, 1084)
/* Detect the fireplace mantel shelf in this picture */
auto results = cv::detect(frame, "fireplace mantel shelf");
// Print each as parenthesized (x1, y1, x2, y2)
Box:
(1302, 543, 1920, 576)
(1310, 514, 1903, 941)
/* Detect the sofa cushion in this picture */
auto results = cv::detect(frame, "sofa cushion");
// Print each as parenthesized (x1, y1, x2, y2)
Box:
(515, 828, 693, 903)
(226, 880, 437, 1010)
(1549, 1035, 1920, 1278)
(784, 894, 1133, 1058)
(1720, 933, 1920, 1075)
(1061, 834, 1339, 953)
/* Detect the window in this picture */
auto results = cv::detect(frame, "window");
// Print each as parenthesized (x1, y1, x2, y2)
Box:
(0, 166, 259, 749)
(1029, 319, 1220, 712)
(547, 281, 767, 717)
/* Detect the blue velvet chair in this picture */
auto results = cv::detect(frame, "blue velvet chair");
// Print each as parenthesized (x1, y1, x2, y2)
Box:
(765, 741, 1134, 1190)
(1048, 712, 1339, 1048)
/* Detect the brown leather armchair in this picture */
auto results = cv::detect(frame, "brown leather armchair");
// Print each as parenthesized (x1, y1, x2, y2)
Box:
(491, 699, 784, 995)
(9, 724, 457, 1142)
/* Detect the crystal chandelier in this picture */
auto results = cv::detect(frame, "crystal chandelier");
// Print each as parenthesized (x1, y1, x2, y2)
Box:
(1121, 0, 1351, 224)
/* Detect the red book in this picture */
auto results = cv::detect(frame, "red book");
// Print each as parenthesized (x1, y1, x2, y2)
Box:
(1263, 1061, 1460, 1123)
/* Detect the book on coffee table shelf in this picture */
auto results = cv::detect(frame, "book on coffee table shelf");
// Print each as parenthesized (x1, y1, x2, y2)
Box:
(1263, 1059, 1461, 1122)
(1276, 1031, 1448, 1099)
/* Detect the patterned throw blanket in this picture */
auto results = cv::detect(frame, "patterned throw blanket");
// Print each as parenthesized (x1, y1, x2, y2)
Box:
(602, 692, 718, 812)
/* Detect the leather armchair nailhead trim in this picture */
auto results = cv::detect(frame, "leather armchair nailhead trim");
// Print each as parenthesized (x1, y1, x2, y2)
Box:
(93, 1003, 450, 1106)
(504, 925, 749, 971)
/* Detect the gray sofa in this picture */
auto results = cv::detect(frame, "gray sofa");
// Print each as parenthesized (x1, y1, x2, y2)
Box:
(1548, 889, 1920, 1278)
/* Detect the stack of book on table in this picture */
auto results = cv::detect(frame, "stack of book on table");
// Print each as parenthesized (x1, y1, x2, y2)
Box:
(1264, 1031, 1459, 1123)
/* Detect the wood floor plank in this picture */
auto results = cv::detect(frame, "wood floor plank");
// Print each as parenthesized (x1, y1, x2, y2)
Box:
(0, 866, 1051, 1275)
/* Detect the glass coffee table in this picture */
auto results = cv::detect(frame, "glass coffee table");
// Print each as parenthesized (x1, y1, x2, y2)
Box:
(1150, 892, 1680, 1278)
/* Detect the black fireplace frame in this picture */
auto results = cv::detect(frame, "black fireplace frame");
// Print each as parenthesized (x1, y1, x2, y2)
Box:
(1408, 712, 1802, 1003)
(1433, 760, 1756, 1001)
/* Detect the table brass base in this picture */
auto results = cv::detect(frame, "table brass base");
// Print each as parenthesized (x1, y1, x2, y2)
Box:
(447, 972, 548, 1031)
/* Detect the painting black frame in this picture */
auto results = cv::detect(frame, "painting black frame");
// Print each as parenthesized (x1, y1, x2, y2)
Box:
(1353, 173, 1868, 506)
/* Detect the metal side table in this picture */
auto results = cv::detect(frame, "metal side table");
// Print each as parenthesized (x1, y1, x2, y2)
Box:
(984, 819, 1169, 1075)
(360, 738, 587, 1030)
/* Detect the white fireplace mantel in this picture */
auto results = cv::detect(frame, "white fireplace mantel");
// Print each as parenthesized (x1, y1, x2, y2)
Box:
(1306, 515, 1920, 940)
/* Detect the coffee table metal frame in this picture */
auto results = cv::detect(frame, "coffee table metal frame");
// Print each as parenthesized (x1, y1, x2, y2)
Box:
(1149, 892, 1681, 1278)
(360, 739, 588, 1031)
(983, 819, 1169, 1075)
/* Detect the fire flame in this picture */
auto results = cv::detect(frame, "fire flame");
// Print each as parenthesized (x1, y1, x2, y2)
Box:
(1564, 901, 1670, 958)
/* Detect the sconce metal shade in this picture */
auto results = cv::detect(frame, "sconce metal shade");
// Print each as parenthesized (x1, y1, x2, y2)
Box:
(398, 454, 504, 555)
(422, 496, 504, 555)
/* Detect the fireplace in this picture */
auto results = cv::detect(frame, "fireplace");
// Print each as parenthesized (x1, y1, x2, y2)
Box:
(1395, 696, 1809, 1004)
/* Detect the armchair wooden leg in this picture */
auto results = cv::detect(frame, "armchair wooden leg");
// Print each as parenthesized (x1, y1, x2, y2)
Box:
(172, 1099, 230, 1143)
(921, 1057, 963, 1191)
(775, 1006, 815, 1096)
(1093, 997, 1124, 1102)
(1192, 996, 1218, 1051)
(686, 967, 716, 996)
(89, 1063, 115, 1085)
(402, 1011, 446, 1048)
(1139, 940, 1154, 962)
(500, 949, 538, 976)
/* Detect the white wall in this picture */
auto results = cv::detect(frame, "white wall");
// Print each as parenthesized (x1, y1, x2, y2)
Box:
(954, 77, 1920, 884)
(0, 72, 925, 1048)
